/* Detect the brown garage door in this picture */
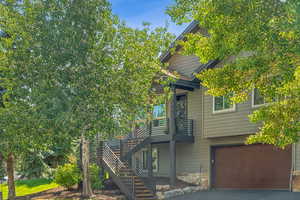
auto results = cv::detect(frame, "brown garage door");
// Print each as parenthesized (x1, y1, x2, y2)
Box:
(212, 144, 292, 189)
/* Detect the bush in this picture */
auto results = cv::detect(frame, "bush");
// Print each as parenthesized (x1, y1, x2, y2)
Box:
(90, 164, 104, 190)
(54, 163, 81, 189)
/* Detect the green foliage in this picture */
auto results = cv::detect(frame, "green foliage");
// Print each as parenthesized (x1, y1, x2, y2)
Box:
(1, 0, 172, 197)
(17, 151, 49, 179)
(0, 0, 173, 144)
(0, 159, 5, 180)
(17, 136, 74, 179)
(89, 164, 104, 190)
(54, 162, 105, 191)
(168, 0, 300, 148)
(54, 163, 81, 190)
(0, 178, 58, 200)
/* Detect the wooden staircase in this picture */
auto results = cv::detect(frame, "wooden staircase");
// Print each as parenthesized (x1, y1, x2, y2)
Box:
(101, 143, 157, 200)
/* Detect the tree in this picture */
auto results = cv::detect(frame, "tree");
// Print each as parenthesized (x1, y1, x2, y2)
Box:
(1, 0, 173, 198)
(167, 0, 300, 148)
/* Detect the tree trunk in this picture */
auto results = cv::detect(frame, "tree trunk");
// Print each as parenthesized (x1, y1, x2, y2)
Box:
(6, 153, 16, 200)
(81, 135, 93, 198)
(77, 142, 83, 192)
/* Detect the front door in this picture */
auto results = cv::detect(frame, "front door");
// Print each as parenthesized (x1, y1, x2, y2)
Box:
(175, 95, 187, 135)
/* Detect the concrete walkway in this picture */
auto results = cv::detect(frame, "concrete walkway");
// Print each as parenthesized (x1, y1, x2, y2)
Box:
(169, 190, 300, 200)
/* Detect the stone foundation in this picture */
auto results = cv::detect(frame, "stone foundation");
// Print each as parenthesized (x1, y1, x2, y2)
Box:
(156, 186, 202, 199)
(177, 173, 209, 190)
(292, 171, 300, 192)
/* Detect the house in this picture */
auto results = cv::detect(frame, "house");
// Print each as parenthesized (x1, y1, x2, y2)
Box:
(100, 21, 300, 200)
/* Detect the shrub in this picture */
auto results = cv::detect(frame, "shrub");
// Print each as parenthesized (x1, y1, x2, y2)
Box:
(90, 164, 104, 190)
(54, 163, 81, 190)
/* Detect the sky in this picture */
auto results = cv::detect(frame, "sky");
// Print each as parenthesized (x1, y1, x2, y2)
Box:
(109, 0, 187, 37)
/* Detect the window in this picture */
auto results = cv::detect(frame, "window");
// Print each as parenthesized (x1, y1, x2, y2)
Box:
(141, 148, 159, 172)
(152, 104, 166, 127)
(213, 94, 235, 113)
(252, 88, 266, 107)
(153, 104, 165, 118)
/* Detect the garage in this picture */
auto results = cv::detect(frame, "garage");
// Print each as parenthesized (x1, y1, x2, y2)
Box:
(212, 144, 292, 190)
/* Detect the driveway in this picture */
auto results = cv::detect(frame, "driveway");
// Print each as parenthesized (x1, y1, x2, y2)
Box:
(169, 190, 300, 200)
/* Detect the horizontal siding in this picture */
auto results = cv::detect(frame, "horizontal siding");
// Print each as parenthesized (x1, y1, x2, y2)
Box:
(153, 143, 169, 177)
(177, 88, 203, 173)
(135, 88, 258, 180)
(168, 54, 201, 78)
(203, 90, 259, 138)
(295, 143, 300, 171)
(176, 88, 249, 175)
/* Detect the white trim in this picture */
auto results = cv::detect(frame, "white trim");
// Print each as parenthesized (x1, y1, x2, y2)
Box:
(212, 96, 236, 114)
(251, 89, 267, 108)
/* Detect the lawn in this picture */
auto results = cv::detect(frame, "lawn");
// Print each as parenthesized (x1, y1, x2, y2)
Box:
(0, 178, 59, 199)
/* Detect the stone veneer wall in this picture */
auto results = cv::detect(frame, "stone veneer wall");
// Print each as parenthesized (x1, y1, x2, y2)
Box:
(177, 172, 209, 190)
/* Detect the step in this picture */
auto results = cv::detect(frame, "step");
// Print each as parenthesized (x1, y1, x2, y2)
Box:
(135, 193, 155, 198)
(134, 185, 148, 189)
(136, 198, 157, 200)
(135, 190, 152, 194)
(121, 178, 144, 183)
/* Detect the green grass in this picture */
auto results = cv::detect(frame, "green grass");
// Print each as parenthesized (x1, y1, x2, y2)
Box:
(0, 178, 59, 200)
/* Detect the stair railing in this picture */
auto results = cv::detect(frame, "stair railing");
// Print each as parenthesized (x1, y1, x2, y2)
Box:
(102, 143, 136, 198)
(103, 143, 124, 175)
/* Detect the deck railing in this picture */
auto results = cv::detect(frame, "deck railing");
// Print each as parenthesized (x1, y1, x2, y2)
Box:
(175, 119, 193, 136)
(130, 118, 194, 138)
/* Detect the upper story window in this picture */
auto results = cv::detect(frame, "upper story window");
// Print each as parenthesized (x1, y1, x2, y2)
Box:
(213, 94, 235, 113)
(252, 88, 266, 107)
(153, 104, 166, 118)
(152, 104, 166, 127)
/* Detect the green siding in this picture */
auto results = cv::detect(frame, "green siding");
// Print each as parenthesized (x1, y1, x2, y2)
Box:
(153, 143, 169, 177)
(150, 50, 299, 186)
(203, 89, 258, 138)
(295, 143, 300, 171)
(152, 88, 251, 178)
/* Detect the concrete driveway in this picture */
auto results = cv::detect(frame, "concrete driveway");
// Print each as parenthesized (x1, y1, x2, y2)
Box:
(169, 190, 300, 200)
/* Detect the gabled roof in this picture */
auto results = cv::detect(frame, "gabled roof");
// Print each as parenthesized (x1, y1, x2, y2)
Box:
(160, 21, 219, 82)
(160, 21, 199, 63)
(191, 59, 220, 80)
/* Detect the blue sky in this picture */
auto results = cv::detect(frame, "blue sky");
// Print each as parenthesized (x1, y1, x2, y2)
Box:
(109, 0, 187, 36)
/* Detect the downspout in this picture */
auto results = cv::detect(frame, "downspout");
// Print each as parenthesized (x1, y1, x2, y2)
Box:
(201, 86, 209, 188)
(201, 86, 204, 138)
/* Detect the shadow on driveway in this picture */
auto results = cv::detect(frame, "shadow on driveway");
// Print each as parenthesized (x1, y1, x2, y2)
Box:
(169, 190, 300, 200)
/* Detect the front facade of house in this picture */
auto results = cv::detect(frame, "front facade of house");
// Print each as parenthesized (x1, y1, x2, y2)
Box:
(124, 22, 300, 192)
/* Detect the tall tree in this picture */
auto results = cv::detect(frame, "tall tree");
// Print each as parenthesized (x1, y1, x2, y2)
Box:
(1, 0, 172, 198)
(167, 0, 300, 148)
